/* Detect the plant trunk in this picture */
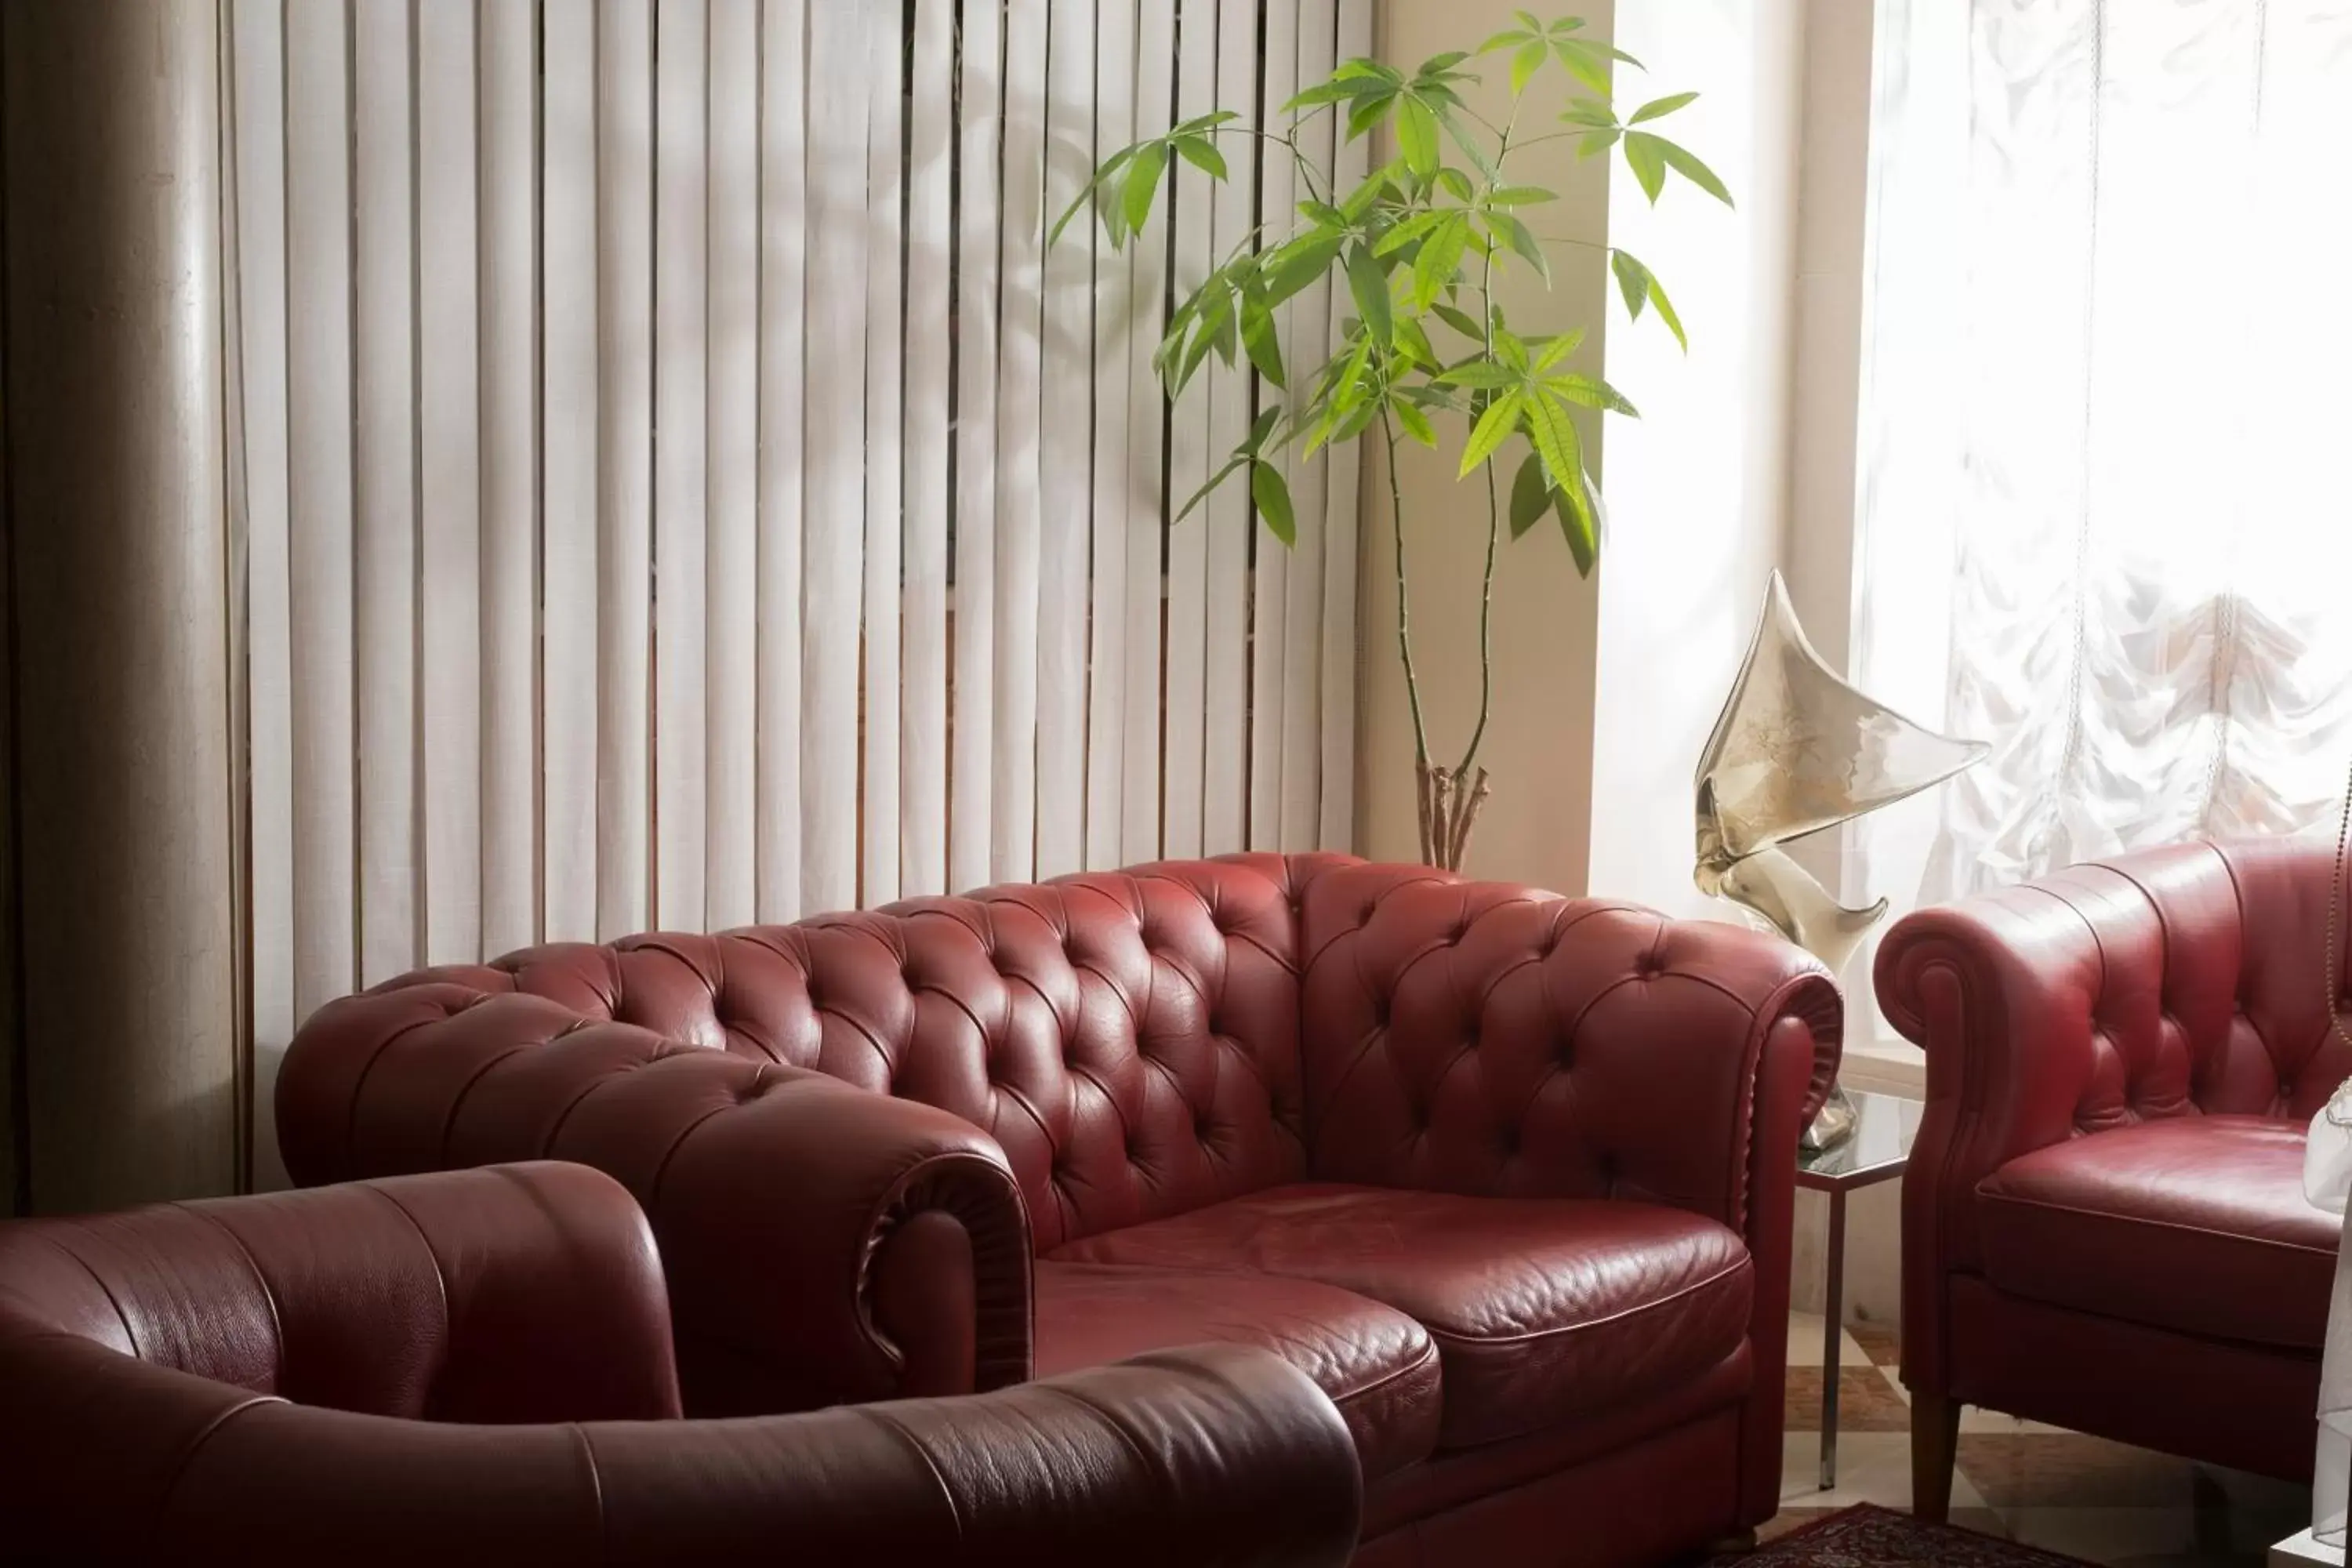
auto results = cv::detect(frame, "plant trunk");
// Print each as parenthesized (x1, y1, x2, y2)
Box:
(1415, 760, 1492, 873)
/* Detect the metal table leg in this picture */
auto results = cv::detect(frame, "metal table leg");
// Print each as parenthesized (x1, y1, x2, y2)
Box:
(1820, 1189, 1846, 1490)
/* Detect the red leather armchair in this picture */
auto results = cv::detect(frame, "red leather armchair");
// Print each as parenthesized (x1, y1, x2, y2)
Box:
(1878, 838, 2352, 1519)
(281, 856, 1842, 1566)
(0, 1162, 1361, 1565)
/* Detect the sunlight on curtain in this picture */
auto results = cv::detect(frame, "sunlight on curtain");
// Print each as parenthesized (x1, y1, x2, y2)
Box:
(1851, 0, 2352, 964)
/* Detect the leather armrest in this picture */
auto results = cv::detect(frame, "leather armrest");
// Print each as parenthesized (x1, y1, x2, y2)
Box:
(11, 1344, 1359, 1566)
(1875, 858, 2166, 1392)
(278, 989, 1033, 1413)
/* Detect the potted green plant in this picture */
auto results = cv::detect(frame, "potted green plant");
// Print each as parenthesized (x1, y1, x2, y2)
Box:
(1054, 11, 1730, 869)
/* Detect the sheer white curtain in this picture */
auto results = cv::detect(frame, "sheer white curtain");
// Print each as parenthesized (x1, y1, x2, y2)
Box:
(1851, 0, 2352, 954)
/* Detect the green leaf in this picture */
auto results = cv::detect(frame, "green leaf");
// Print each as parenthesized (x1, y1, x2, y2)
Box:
(1435, 360, 1515, 389)
(1555, 476, 1599, 576)
(1476, 27, 1534, 54)
(1346, 89, 1398, 143)
(1173, 110, 1240, 134)
(1654, 136, 1734, 205)
(1174, 450, 1251, 524)
(1345, 241, 1392, 348)
(1372, 209, 1450, 258)
(1265, 235, 1342, 305)
(1436, 166, 1476, 201)
(1438, 109, 1501, 181)
(1511, 39, 1548, 94)
(1552, 38, 1616, 94)
(1578, 128, 1621, 159)
(1432, 302, 1484, 340)
(1647, 271, 1688, 350)
(1394, 314, 1439, 373)
(1630, 91, 1700, 124)
(1392, 396, 1437, 447)
(1482, 209, 1549, 284)
(1458, 390, 1523, 476)
(1121, 142, 1169, 233)
(1621, 132, 1668, 203)
(1508, 452, 1549, 538)
(1339, 170, 1387, 223)
(1172, 135, 1228, 180)
(1546, 372, 1638, 416)
(1048, 144, 1134, 247)
(1396, 95, 1441, 179)
(1298, 198, 1347, 229)
(1531, 328, 1585, 372)
(1522, 391, 1583, 495)
(1486, 185, 1556, 205)
(1560, 98, 1619, 129)
(1243, 305, 1286, 389)
(1251, 461, 1297, 545)
(1243, 406, 1283, 453)
(1610, 249, 1651, 320)
(1410, 213, 1470, 312)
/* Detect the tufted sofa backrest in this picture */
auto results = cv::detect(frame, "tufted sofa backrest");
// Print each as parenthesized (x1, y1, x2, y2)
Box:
(1292, 863, 1842, 1230)
(2013, 837, 2352, 1130)
(354, 854, 1350, 1251)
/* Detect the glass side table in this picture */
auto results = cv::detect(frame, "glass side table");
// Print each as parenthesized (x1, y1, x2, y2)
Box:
(1795, 1089, 1922, 1490)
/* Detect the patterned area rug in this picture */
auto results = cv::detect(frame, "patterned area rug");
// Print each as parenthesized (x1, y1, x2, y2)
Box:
(1719, 1504, 2097, 1566)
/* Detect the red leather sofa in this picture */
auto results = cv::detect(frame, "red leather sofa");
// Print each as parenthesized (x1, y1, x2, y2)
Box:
(1878, 838, 2350, 1518)
(0, 1160, 1359, 1565)
(281, 855, 1842, 1566)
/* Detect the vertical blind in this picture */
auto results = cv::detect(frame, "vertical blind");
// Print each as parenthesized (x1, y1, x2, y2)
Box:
(222, 0, 1370, 1184)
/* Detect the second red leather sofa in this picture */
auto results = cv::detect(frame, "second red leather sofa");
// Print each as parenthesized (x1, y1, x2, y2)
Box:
(281, 854, 1841, 1566)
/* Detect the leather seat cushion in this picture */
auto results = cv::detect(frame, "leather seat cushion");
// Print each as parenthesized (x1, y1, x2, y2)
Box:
(1051, 1183, 1755, 1450)
(1033, 1258, 1443, 1481)
(1976, 1115, 2337, 1350)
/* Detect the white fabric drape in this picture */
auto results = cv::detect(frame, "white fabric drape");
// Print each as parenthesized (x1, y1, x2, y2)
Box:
(222, 0, 1367, 1186)
(1852, 0, 2352, 938)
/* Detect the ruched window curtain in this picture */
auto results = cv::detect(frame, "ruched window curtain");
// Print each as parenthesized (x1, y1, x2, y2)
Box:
(222, 0, 1368, 1186)
(1849, 0, 2352, 965)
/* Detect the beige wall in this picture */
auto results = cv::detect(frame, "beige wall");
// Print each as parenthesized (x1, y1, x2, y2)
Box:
(1359, 0, 1614, 895)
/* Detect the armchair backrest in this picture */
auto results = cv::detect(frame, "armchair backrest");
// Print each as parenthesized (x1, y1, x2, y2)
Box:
(2033, 837, 2352, 1128)
(0, 1162, 681, 1423)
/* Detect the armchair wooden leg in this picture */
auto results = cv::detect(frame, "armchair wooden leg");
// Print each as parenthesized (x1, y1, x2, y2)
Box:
(1910, 1389, 1961, 1523)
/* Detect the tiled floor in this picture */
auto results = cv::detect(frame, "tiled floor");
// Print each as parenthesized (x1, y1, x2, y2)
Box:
(1768, 1312, 2318, 1566)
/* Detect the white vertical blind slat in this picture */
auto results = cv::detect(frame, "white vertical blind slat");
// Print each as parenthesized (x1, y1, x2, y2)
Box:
(993, 0, 1048, 883)
(1034, 0, 1094, 880)
(754, 0, 808, 922)
(1120, 0, 1174, 863)
(950, 0, 1004, 894)
(417, 0, 481, 964)
(862, 4, 906, 904)
(542, 0, 601, 942)
(655, 0, 710, 931)
(902, 0, 954, 898)
(1201, 0, 1255, 855)
(231, 0, 294, 1189)
(353, 0, 417, 986)
(800, 2, 868, 913)
(1320, 0, 1370, 854)
(705, 0, 759, 931)
(283, 0, 358, 1012)
(479, 0, 539, 953)
(1162, 0, 1218, 859)
(1084, 0, 1136, 871)
(1283, 0, 1338, 851)
(597, 0, 655, 938)
(1248, 0, 1300, 851)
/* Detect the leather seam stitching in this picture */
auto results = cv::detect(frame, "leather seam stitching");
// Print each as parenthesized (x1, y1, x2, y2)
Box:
(1974, 1187, 2333, 1257)
(864, 1407, 967, 1548)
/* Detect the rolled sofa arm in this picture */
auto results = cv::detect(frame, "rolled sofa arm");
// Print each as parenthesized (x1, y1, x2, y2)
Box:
(0, 1341, 1360, 1568)
(279, 984, 1033, 1413)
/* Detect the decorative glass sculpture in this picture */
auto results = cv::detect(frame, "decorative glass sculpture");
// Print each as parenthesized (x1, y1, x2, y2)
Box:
(1696, 572, 1987, 1148)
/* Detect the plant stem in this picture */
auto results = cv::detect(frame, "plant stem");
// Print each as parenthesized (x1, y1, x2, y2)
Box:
(1455, 93, 1523, 781)
(1381, 411, 1432, 771)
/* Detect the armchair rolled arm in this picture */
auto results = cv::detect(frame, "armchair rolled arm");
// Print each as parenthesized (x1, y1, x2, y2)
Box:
(1872, 844, 2254, 1391)
(279, 987, 1033, 1414)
